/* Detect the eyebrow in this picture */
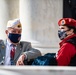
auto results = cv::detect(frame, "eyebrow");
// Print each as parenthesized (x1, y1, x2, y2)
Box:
(12, 28, 22, 30)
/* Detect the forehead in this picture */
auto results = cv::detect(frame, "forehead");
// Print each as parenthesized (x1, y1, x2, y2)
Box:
(8, 27, 22, 31)
(59, 25, 68, 29)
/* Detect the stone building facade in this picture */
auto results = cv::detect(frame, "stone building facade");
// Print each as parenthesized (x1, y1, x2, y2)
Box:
(0, 0, 63, 54)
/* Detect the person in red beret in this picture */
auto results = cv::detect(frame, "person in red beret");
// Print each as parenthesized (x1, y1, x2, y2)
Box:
(56, 18, 76, 66)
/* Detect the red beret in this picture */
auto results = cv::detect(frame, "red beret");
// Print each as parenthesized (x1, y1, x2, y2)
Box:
(58, 18, 76, 27)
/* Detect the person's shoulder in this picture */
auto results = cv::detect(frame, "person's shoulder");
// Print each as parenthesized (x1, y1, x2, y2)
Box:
(0, 39, 4, 44)
(0, 39, 4, 42)
(20, 41, 31, 45)
(63, 42, 75, 48)
(20, 41, 31, 48)
(0, 39, 3, 41)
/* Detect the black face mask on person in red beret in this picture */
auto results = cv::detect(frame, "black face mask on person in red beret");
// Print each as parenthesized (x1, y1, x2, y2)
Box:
(58, 29, 70, 40)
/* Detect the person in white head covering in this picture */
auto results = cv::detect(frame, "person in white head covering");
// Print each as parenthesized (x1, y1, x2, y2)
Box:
(0, 18, 41, 65)
(6, 19, 22, 44)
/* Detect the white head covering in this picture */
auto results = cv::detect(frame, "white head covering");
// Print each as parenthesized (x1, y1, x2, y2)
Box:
(7, 18, 22, 29)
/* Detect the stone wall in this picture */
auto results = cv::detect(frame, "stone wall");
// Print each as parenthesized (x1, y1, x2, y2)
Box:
(0, 0, 63, 54)
(20, 0, 63, 54)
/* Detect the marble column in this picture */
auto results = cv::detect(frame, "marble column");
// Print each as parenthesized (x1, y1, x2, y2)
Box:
(20, 0, 63, 54)
(0, 0, 19, 40)
(0, 0, 10, 40)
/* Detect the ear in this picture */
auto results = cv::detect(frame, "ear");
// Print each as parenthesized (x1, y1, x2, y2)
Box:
(70, 29, 74, 33)
(5, 30, 8, 34)
(67, 29, 74, 35)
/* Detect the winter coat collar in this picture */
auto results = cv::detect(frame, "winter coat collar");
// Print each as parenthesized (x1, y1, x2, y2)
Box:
(59, 34, 76, 47)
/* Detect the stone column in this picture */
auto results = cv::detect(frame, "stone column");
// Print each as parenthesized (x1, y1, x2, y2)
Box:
(20, 0, 33, 41)
(20, 0, 63, 54)
(0, 0, 19, 40)
(0, 0, 10, 40)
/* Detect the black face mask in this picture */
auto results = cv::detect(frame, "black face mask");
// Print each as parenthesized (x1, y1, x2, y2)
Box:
(58, 30, 67, 40)
(8, 33, 21, 43)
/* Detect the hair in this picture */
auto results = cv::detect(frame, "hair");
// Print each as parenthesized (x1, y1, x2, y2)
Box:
(66, 25, 76, 34)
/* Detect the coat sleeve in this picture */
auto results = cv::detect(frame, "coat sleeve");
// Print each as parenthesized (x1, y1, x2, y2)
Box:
(56, 43, 76, 66)
(21, 41, 41, 61)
